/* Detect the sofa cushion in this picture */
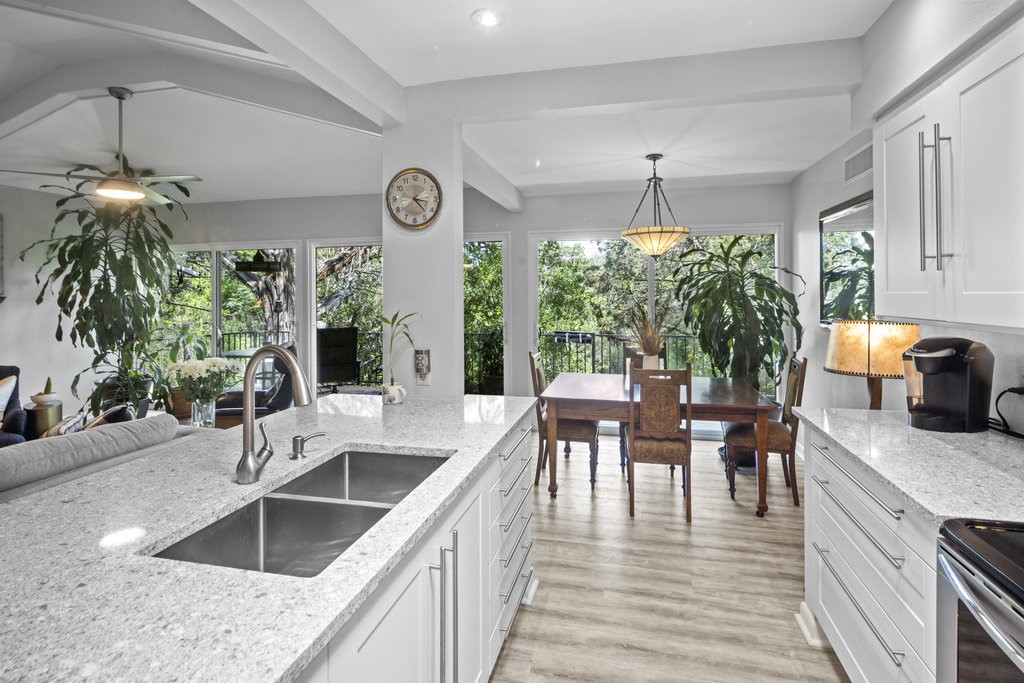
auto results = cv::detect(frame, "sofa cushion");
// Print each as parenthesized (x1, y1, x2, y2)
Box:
(42, 412, 88, 438)
(0, 413, 179, 493)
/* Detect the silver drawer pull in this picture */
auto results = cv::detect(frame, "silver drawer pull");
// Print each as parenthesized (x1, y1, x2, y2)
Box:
(501, 512, 533, 567)
(499, 567, 535, 638)
(813, 476, 905, 570)
(811, 443, 903, 520)
(501, 486, 531, 532)
(501, 457, 532, 497)
(813, 542, 905, 667)
(502, 428, 532, 461)
(499, 540, 534, 603)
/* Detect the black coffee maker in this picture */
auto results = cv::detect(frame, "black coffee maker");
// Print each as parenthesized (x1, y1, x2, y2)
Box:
(902, 337, 994, 432)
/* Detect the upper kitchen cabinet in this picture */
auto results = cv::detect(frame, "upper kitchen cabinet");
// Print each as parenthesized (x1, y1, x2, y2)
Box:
(875, 18, 1024, 329)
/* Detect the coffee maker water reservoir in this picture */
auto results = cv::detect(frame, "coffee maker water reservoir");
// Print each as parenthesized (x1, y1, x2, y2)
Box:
(902, 337, 994, 432)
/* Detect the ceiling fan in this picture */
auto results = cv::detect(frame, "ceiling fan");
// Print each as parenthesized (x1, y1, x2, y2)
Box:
(0, 86, 201, 206)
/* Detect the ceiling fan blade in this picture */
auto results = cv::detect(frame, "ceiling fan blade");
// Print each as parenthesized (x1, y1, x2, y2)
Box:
(135, 184, 173, 206)
(135, 175, 202, 184)
(0, 169, 106, 181)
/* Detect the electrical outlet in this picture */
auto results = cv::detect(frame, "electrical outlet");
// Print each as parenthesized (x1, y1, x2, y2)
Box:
(414, 349, 430, 386)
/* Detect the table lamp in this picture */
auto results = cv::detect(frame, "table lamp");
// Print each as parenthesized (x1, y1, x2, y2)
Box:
(823, 319, 920, 410)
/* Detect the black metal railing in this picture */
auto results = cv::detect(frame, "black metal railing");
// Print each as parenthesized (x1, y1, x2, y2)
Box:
(537, 331, 715, 380)
(221, 330, 265, 352)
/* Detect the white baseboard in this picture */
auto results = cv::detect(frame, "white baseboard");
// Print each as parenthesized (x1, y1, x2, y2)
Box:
(795, 600, 831, 649)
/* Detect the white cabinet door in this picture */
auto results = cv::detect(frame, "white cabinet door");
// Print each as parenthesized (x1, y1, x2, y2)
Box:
(874, 96, 945, 320)
(441, 485, 485, 683)
(949, 20, 1024, 327)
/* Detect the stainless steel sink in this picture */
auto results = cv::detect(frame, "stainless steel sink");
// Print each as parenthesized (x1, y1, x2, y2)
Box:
(153, 451, 448, 577)
(273, 451, 447, 505)
(155, 495, 389, 578)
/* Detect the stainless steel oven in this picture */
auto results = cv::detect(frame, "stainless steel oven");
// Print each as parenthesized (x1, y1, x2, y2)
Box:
(938, 519, 1024, 682)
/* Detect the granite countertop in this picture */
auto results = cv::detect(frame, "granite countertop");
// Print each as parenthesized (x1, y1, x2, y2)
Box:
(0, 393, 535, 682)
(795, 407, 1024, 527)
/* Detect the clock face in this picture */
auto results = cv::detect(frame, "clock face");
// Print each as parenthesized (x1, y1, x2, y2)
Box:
(386, 168, 442, 229)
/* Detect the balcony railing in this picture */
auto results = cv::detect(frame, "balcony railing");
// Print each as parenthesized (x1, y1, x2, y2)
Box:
(537, 331, 715, 380)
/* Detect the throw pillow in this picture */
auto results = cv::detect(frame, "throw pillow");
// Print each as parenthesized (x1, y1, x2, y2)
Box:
(86, 404, 136, 428)
(0, 374, 16, 423)
(42, 411, 88, 438)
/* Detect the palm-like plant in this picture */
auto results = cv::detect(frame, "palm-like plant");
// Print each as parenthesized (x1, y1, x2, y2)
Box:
(821, 231, 874, 321)
(673, 236, 803, 392)
(381, 310, 418, 385)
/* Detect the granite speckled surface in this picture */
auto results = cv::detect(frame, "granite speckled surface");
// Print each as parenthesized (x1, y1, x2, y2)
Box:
(795, 407, 1024, 527)
(0, 393, 535, 682)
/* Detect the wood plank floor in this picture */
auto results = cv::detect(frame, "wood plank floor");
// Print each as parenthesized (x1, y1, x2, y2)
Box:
(491, 436, 850, 683)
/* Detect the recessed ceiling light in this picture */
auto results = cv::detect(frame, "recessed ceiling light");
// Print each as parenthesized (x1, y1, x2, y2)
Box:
(471, 8, 505, 27)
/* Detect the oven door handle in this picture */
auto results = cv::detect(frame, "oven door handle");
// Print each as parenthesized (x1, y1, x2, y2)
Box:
(938, 552, 1024, 672)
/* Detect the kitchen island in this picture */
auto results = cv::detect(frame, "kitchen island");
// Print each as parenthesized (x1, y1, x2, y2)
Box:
(0, 393, 535, 682)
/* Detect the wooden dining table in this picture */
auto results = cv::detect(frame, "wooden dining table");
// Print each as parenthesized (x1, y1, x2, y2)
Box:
(540, 372, 780, 516)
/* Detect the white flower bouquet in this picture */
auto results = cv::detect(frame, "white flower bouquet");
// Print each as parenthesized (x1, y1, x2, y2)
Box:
(166, 357, 242, 403)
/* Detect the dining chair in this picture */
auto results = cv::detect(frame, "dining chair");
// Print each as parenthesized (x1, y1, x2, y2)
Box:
(627, 365, 693, 522)
(618, 344, 667, 473)
(529, 351, 600, 488)
(721, 356, 808, 506)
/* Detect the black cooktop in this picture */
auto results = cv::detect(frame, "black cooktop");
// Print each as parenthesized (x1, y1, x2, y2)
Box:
(941, 519, 1024, 605)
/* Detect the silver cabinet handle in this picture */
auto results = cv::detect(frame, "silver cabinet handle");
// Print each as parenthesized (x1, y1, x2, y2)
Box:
(499, 567, 535, 639)
(932, 122, 953, 271)
(499, 540, 534, 603)
(502, 428, 532, 461)
(938, 547, 1024, 672)
(501, 457, 532, 497)
(501, 486, 531, 532)
(811, 443, 903, 520)
(813, 475, 905, 569)
(918, 129, 928, 271)
(430, 530, 459, 683)
(500, 512, 533, 567)
(813, 542, 906, 667)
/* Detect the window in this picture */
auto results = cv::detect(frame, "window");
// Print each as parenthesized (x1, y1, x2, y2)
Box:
(819, 191, 874, 324)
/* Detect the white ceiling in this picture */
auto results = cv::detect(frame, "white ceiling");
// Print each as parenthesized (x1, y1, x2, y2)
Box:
(0, 1, 895, 204)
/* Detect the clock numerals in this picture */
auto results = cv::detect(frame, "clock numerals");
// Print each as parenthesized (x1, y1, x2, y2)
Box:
(387, 168, 441, 229)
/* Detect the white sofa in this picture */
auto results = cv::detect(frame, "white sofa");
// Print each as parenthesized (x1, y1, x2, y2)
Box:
(0, 413, 203, 503)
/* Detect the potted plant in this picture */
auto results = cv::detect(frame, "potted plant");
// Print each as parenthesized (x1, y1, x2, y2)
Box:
(166, 357, 242, 427)
(151, 321, 210, 419)
(30, 377, 57, 405)
(673, 235, 804, 393)
(20, 157, 187, 415)
(381, 310, 417, 404)
(630, 309, 665, 369)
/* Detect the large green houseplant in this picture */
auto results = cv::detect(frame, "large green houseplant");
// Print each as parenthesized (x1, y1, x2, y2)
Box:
(673, 235, 803, 392)
(21, 157, 188, 414)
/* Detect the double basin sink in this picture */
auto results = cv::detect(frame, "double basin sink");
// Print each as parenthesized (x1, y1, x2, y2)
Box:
(155, 450, 447, 578)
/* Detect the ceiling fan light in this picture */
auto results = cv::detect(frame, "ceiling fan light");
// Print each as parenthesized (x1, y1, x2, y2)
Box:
(95, 178, 145, 201)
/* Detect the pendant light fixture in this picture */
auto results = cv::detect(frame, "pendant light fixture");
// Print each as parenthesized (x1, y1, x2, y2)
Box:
(620, 153, 689, 257)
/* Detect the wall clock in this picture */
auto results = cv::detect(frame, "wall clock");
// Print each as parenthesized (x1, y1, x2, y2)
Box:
(386, 168, 442, 229)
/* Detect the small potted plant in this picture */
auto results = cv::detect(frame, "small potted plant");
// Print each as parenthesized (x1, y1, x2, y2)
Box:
(381, 310, 418, 404)
(166, 357, 242, 427)
(630, 310, 664, 369)
(30, 377, 57, 405)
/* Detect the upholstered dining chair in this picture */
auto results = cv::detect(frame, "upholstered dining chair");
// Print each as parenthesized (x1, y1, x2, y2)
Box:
(721, 356, 808, 506)
(618, 344, 667, 473)
(528, 351, 600, 489)
(627, 365, 693, 522)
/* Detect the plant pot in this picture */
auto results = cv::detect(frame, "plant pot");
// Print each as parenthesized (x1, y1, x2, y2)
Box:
(642, 355, 660, 369)
(167, 387, 192, 420)
(95, 376, 153, 417)
(382, 384, 406, 405)
(30, 393, 59, 405)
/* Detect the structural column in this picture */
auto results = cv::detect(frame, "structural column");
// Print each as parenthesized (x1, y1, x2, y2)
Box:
(381, 113, 465, 399)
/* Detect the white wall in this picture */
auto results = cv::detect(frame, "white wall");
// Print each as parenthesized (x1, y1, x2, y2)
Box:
(0, 186, 95, 408)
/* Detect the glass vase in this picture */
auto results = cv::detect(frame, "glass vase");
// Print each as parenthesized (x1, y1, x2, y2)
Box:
(191, 399, 216, 428)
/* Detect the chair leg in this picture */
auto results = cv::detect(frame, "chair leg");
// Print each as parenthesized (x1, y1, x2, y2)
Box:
(789, 451, 800, 506)
(680, 461, 687, 494)
(534, 434, 546, 486)
(684, 452, 692, 524)
(628, 454, 636, 517)
(564, 441, 571, 458)
(781, 452, 792, 487)
(726, 444, 737, 500)
(618, 423, 628, 473)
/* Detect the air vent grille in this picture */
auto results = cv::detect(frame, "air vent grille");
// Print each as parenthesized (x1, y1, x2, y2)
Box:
(844, 144, 872, 184)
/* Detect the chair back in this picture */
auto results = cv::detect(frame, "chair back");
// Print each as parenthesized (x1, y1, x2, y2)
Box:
(629, 365, 692, 441)
(780, 356, 808, 428)
(528, 351, 547, 425)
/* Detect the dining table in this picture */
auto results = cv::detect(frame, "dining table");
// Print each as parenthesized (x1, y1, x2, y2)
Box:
(539, 372, 780, 516)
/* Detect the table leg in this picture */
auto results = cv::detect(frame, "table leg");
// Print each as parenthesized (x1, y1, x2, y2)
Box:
(547, 400, 559, 498)
(755, 410, 769, 517)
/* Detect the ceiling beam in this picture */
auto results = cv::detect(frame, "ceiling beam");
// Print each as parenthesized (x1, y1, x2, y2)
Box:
(463, 144, 524, 212)
(0, 0, 280, 68)
(0, 52, 381, 142)
(187, 0, 404, 127)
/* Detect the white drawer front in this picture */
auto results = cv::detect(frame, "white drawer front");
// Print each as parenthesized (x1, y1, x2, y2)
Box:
(488, 522, 533, 628)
